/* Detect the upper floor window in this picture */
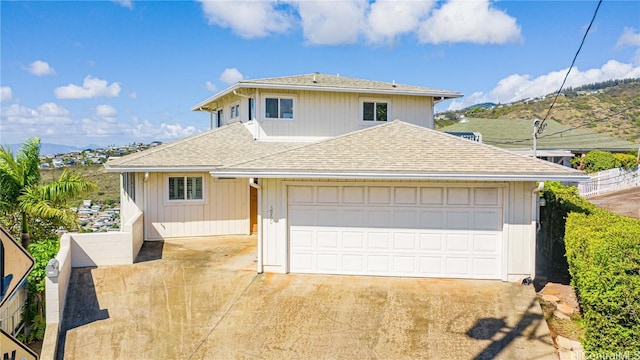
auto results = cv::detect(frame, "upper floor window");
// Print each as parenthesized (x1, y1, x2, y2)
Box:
(264, 96, 294, 120)
(361, 100, 389, 122)
(230, 102, 240, 120)
(168, 175, 204, 202)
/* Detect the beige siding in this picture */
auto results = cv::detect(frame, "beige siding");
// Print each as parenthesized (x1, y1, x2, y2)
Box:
(144, 173, 249, 240)
(507, 181, 536, 278)
(212, 90, 434, 138)
(119, 172, 143, 226)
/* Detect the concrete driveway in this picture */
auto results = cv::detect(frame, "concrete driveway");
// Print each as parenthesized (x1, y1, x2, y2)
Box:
(58, 236, 556, 359)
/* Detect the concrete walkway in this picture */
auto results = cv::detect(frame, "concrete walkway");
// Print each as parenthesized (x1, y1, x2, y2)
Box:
(58, 236, 557, 359)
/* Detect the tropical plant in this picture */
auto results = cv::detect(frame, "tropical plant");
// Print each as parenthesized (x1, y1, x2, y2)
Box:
(0, 138, 98, 246)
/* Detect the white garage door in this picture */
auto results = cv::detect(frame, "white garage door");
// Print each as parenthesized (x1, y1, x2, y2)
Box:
(288, 184, 504, 279)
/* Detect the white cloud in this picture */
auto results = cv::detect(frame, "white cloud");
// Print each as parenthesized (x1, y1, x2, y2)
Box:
(205, 81, 217, 92)
(293, 0, 366, 45)
(219, 68, 244, 85)
(616, 27, 640, 48)
(447, 60, 640, 110)
(198, 0, 291, 38)
(0, 103, 73, 138)
(128, 91, 137, 99)
(112, 0, 133, 9)
(366, 0, 435, 44)
(0, 87, 12, 102)
(127, 118, 196, 140)
(54, 76, 121, 99)
(418, 0, 522, 44)
(26, 60, 56, 76)
(95, 104, 117, 117)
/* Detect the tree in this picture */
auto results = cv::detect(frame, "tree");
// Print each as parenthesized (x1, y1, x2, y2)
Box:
(0, 138, 97, 246)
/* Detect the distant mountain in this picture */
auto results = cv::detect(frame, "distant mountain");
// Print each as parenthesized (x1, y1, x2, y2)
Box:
(436, 78, 640, 144)
(463, 102, 497, 110)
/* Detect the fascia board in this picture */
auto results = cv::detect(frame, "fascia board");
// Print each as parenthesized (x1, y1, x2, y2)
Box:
(208, 170, 590, 182)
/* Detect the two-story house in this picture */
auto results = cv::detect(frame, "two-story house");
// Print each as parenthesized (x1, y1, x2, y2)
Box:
(106, 73, 586, 282)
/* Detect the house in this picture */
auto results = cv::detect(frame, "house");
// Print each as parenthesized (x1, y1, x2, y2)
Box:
(441, 118, 639, 166)
(105, 73, 587, 282)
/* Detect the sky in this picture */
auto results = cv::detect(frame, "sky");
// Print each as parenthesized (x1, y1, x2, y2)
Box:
(1, 0, 639, 148)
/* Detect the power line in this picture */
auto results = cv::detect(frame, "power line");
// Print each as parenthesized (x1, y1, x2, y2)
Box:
(539, 0, 603, 130)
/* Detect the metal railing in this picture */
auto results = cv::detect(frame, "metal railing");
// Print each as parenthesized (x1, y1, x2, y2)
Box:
(0, 282, 26, 336)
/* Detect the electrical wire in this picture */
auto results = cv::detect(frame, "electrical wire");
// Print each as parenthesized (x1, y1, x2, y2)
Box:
(539, 0, 603, 130)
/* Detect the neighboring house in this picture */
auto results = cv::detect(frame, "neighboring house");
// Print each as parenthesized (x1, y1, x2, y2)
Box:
(441, 118, 639, 166)
(106, 73, 586, 282)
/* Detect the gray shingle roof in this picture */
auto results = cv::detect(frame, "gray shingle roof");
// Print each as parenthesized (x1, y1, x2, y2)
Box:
(105, 122, 304, 171)
(440, 118, 639, 151)
(192, 73, 462, 111)
(216, 121, 586, 181)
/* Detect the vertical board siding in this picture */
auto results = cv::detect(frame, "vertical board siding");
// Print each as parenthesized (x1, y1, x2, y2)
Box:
(253, 90, 433, 138)
(144, 173, 249, 240)
(507, 182, 534, 275)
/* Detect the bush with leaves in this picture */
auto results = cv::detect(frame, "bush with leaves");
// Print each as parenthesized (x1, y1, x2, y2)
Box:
(565, 211, 640, 352)
(19, 238, 60, 343)
(576, 150, 639, 173)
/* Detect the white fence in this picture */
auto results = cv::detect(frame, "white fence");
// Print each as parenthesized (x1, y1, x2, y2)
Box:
(578, 166, 640, 198)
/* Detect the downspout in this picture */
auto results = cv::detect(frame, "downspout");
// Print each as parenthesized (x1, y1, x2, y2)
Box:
(530, 182, 544, 281)
(249, 178, 263, 274)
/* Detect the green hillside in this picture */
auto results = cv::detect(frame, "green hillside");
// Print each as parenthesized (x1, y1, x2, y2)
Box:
(437, 78, 640, 144)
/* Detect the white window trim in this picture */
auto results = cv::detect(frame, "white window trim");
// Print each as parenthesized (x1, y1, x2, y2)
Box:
(164, 173, 207, 205)
(229, 101, 240, 120)
(263, 94, 296, 121)
(359, 97, 391, 123)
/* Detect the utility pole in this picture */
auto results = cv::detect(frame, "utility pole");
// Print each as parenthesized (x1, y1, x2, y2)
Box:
(532, 118, 546, 158)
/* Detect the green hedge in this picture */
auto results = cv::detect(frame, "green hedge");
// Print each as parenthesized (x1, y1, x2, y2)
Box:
(565, 211, 640, 352)
(573, 150, 639, 173)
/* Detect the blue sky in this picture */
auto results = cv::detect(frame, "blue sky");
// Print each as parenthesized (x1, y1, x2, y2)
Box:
(1, 0, 639, 148)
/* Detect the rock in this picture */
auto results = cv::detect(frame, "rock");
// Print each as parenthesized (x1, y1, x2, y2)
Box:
(557, 303, 575, 315)
(553, 310, 571, 320)
(541, 294, 560, 303)
(556, 335, 574, 349)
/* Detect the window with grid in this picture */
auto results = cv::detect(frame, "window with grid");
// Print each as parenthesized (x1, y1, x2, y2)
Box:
(168, 176, 203, 201)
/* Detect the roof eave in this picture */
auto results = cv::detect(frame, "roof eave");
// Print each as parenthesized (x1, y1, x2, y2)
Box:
(191, 82, 463, 111)
(105, 165, 217, 173)
(208, 169, 589, 182)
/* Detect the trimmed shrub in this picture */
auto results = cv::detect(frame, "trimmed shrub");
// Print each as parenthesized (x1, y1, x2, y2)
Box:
(582, 150, 619, 173)
(565, 212, 640, 352)
(613, 152, 639, 170)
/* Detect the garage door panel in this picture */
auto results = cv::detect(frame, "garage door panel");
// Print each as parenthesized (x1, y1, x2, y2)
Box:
(367, 255, 390, 272)
(446, 257, 470, 275)
(447, 211, 470, 229)
(394, 256, 417, 273)
(368, 209, 392, 227)
(393, 232, 416, 250)
(289, 186, 314, 203)
(394, 209, 418, 228)
(446, 234, 470, 252)
(290, 229, 313, 248)
(343, 231, 364, 248)
(289, 185, 503, 279)
(420, 233, 444, 251)
(473, 210, 502, 230)
(317, 231, 339, 248)
(368, 232, 390, 249)
(473, 233, 500, 253)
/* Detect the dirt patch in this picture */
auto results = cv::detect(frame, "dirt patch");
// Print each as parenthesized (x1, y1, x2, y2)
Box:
(588, 187, 640, 219)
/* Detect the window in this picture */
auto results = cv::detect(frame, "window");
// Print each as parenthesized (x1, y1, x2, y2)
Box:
(168, 176, 203, 201)
(248, 98, 255, 121)
(124, 172, 135, 201)
(230, 102, 240, 119)
(264, 96, 294, 120)
(362, 100, 388, 122)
